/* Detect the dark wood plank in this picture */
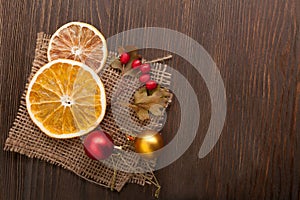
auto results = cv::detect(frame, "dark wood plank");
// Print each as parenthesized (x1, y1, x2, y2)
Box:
(1, 0, 299, 199)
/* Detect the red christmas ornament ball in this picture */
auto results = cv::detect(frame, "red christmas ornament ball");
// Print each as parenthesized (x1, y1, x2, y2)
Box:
(83, 130, 114, 160)
(119, 52, 130, 64)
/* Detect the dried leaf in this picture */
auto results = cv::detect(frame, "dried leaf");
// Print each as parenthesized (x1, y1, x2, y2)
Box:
(118, 45, 139, 58)
(135, 86, 171, 107)
(123, 67, 140, 77)
(129, 85, 172, 121)
(134, 87, 148, 102)
(118, 46, 126, 54)
(110, 59, 123, 71)
(123, 59, 136, 74)
(149, 104, 164, 116)
(124, 45, 139, 53)
(128, 50, 139, 59)
(128, 103, 150, 120)
(137, 108, 150, 121)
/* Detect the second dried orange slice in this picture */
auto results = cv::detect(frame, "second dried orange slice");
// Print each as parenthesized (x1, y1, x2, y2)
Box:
(26, 59, 106, 139)
(47, 22, 108, 73)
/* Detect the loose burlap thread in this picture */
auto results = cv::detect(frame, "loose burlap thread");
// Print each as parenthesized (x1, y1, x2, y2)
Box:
(4, 32, 172, 191)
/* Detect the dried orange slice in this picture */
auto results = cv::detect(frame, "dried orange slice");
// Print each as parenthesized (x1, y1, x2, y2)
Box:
(26, 59, 106, 139)
(47, 22, 108, 73)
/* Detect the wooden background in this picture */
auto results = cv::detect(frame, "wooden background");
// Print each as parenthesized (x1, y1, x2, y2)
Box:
(1, 0, 299, 199)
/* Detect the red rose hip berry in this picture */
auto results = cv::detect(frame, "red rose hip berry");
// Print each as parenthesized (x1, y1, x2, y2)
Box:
(139, 63, 151, 73)
(146, 80, 158, 90)
(119, 53, 130, 64)
(139, 74, 151, 83)
(131, 59, 142, 68)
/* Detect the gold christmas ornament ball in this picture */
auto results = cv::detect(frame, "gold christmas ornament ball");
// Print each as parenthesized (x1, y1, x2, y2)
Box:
(134, 130, 164, 158)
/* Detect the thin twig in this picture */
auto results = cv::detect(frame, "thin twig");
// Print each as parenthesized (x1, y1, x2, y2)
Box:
(145, 162, 161, 198)
(144, 55, 172, 64)
(117, 155, 161, 198)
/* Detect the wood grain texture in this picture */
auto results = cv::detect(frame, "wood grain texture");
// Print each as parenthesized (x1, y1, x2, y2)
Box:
(0, 0, 299, 199)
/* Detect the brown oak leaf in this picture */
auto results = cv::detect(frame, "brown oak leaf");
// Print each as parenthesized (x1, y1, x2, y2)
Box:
(129, 85, 172, 121)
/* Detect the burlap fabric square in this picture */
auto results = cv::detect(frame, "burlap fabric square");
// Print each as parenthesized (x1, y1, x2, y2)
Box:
(4, 32, 172, 191)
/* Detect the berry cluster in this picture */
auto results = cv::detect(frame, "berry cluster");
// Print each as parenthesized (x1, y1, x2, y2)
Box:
(120, 52, 158, 90)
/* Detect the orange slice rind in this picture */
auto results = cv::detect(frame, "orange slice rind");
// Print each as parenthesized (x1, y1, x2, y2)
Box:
(26, 59, 106, 139)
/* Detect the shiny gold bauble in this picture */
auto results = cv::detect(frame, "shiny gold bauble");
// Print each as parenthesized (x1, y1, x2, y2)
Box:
(134, 130, 164, 158)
